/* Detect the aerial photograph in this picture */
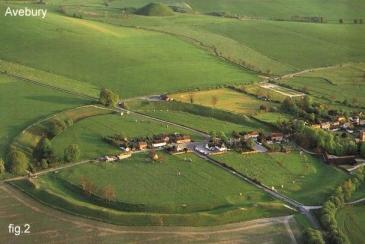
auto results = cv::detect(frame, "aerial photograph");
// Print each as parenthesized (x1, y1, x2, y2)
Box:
(0, 0, 364, 243)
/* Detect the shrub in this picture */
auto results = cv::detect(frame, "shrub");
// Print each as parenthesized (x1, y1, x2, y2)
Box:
(7, 150, 29, 175)
(64, 144, 81, 162)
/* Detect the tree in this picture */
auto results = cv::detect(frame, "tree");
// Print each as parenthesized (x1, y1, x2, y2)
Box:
(361, 143, 365, 158)
(0, 158, 5, 174)
(49, 119, 67, 137)
(99, 184, 117, 202)
(99, 88, 119, 107)
(189, 93, 195, 104)
(33, 137, 54, 161)
(339, 19, 343, 24)
(7, 150, 29, 175)
(79, 176, 96, 196)
(303, 227, 325, 244)
(64, 144, 80, 162)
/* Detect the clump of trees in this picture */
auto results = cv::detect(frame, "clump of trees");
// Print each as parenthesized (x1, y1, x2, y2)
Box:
(33, 138, 55, 169)
(99, 88, 119, 107)
(303, 228, 325, 244)
(64, 144, 80, 162)
(48, 118, 73, 137)
(319, 168, 365, 244)
(7, 150, 29, 175)
(79, 176, 117, 202)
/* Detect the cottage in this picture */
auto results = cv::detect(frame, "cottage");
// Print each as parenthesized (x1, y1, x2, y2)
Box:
(137, 141, 148, 150)
(243, 131, 259, 140)
(174, 135, 191, 144)
(152, 141, 167, 148)
(269, 132, 284, 142)
(320, 122, 331, 130)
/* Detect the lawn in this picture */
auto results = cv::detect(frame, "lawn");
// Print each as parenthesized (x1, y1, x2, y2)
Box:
(12, 152, 292, 226)
(336, 204, 365, 244)
(0, 74, 89, 160)
(171, 88, 273, 115)
(0, 5, 257, 98)
(51, 113, 203, 160)
(212, 151, 349, 205)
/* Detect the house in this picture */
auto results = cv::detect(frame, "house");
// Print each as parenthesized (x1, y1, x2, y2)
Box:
(351, 117, 360, 125)
(152, 140, 167, 148)
(341, 122, 352, 129)
(268, 132, 284, 142)
(137, 141, 148, 150)
(320, 122, 331, 130)
(169, 143, 189, 154)
(243, 131, 259, 140)
(360, 130, 365, 142)
(174, 135, 191, 144)
(117, 153, 131, 160)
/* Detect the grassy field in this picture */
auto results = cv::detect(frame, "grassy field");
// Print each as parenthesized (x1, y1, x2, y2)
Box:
(212, 151, 349, 205)
(0, 5, 257, 98)
(11, 152, 292, 226)
(51, 112, 203, 160)
(336, 204, 365, 244)
(70, 7, 365, 75)
(280, 63, 365, 106)
(171, 88, 273, 115)
(253, 112, 294, 126)
(0, 184, 297, 243)
(0, 74, 89, 160)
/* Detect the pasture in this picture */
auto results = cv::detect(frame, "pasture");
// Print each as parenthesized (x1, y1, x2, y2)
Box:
(0, 184, 297, 243)
(0, 74, 89, 160)
(171, 88, 272, 115)
(280, 63, 365, 106)
(212, 151, 349, 205)
(0, 5, 257, 98)
(51, 112, 203, 160)
(72, 8, 365, 75)
(11, 152, 292, 226)
(254, 112, 294, 126)
(336, 204, 365, 244)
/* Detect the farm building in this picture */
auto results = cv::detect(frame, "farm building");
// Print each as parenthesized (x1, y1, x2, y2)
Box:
(320, 122, 331, 130)
(268, 132, 284, 142)
(152, 140, 167, 148)
(174, 135, 191, 144)
(117, 153, 132, 160)
(243, 131, 259, 140)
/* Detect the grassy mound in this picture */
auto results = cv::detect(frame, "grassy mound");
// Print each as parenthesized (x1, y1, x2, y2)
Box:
(136, 3, 174, 16)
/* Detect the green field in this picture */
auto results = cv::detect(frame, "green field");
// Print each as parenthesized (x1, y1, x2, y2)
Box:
(0, 184, 298, 243)
(0, 74, 89, 160)
(11, 152, 292, 226)
(0, 5, 257, 98)
(171, 88, 273, 115)
(254, 112, 294, 126)
(70, 7, 365, 75)
(280, 63, 365, 106)
(336, 204, 365, 244)
(212, 151, 349, 205)
(51, 112, 203, 160)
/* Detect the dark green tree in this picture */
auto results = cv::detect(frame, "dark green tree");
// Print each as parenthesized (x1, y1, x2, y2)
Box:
(99, 88, 119, 107)
(7, 150, 29, 175)
(64, 144, 81, 162)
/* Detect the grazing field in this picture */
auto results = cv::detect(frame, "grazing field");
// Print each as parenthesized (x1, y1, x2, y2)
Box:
(336, 204, 365, 244)
(12, 152, 292, 226)
(106, 0, 365, 19)
(0, 184, 298, 243)
(0, 74, 89, 160)
(75, 9, 365, 75)
(171, 88, 273, 115)
(254, 112, 294, 126)
(212, 151, 349, 205)
(51, 113, 203, 160)
(280, 63, 365, 106)
(0, 6, 257, 98)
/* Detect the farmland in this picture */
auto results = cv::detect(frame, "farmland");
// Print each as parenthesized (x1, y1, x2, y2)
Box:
(51, 112, 203, 160)
(336, 204, 365, 244)
(280, 63, 365, 107)
(212, 151, 349, 205)
(0, 73, 89, 160)
(0, 184, 298, 243)
(11, 152, 292, 226)
(171, 88, 273, 115)
(0, 5, 257, 98)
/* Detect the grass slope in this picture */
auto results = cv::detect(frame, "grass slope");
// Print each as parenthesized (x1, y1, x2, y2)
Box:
(0, 74, 89, 160)
(0, 6, 257, 98)
(336, 204, 365, 244)
(212, 151, 348, 205)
